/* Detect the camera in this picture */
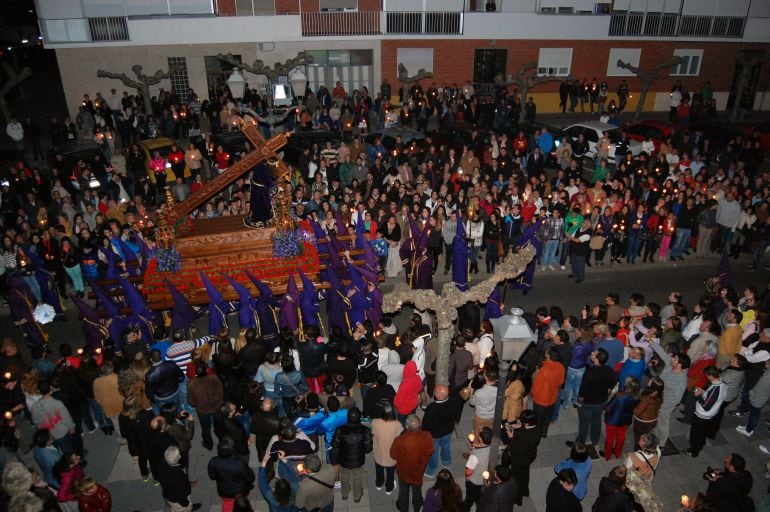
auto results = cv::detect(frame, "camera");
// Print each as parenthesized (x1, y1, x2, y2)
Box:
(703, 466, 721, 480)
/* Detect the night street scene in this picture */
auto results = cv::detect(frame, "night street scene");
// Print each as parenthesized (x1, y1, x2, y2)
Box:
(1, 0, 770, 511)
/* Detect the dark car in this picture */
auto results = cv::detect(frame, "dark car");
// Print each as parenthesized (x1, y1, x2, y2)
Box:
(48, 141, 111, 190)
(622, 120, 678, 154)
(283, 129, 341, 165)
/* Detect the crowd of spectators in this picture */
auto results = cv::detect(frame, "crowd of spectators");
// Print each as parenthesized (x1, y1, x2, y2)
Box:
(0, 74, 769, 511)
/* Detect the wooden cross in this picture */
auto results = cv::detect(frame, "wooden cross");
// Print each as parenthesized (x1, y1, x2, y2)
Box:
(171, 124, 291, 218)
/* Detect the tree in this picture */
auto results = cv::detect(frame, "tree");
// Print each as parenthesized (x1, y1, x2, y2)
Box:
(396, 63, 434, 105)
(0, 63, 32, 123)
(217, 53, 310, 92)
(494, 61, 571, 123)
(381, 245, 536, 387)
(729, 51, 767, 122)
(616, 56, 683, 122)
(96, 65, 178, 114)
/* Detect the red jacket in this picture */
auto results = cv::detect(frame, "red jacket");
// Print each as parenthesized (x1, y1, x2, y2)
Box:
(78, 484, 112, 512)
(687, 355, 715, 391)
(394, 361, 422, 415)
(390, 429, 434, 485)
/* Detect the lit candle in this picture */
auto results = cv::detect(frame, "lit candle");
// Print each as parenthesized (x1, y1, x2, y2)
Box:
(95, 348, 102, 355)
(3, 372, 11, 380)
(681, 495, 690, 508)
(482, 471, 490, 481)
(77, 348, 84, 355)
(467, 433, 475, 443)
(297, 463, 305, 472)
(3, 412, 11, 420)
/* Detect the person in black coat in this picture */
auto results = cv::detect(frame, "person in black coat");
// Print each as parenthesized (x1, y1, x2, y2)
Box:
(118, 396, 154, 480)
(478, 464, 519, 512)
(249, 398, 281, 460)
(706, 453, 754, 512)
(330, 407, 372, 501)
(362, 371, 395, 420)
(326, 345, 358, 391)
(207, 436, 256, 504)
(298, 325, 328, 393)
(591, 466, 635, 512)
(546, 468, 582, 512)
(214, 402, 250, 462)
(147, 416, 179, 483)
(157, 445, 199, 511)
(238, 329, 269, 380)
(502, 409, 541, 506)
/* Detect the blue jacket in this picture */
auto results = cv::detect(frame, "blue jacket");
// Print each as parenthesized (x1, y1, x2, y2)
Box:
(294, 409, 326, 436)
(554, 458, 592, 501)
(619, 358, 645, 390)
(604, 394, 640, 426)
(319, 409, 348, 450)
(569, 341, 594, 369)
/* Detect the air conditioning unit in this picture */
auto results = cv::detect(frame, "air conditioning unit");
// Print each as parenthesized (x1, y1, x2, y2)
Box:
(540, 7, 556, 13)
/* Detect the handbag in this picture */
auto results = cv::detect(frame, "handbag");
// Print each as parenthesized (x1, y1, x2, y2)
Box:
(459, 382, 474, 401)
(589, 235, 606, 250)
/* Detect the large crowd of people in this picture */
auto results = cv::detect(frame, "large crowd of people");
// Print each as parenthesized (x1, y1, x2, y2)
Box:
(0, 72, 769, 512)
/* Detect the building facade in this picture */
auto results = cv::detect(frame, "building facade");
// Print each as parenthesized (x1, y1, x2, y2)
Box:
(36, 0, 770, 118)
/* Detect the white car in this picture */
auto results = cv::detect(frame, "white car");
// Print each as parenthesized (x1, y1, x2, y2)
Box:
(563, 121, 643, 163)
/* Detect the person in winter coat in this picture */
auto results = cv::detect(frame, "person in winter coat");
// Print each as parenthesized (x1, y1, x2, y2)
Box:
(685, 366, 727, 457)
(554, 442, 592, 502)
(75, 477, 112, 512)
(477, 464, 519, 512)
(546, 468, 582, 512)
(390, 414, 434, 512)
(602, 377, 641, 460)
(208, 436, 256, 511)
(394, 361, 422, 423)
(118, 394, 154, 481)
(371, 401, 403, 495)
(591, 466, 635, 512)
(329, 407, 372, 502)
(249, 398, 281, 461)
(502, 409, 540, 506)
(274, 355, 309, 419)
(297, 325, 327, 393)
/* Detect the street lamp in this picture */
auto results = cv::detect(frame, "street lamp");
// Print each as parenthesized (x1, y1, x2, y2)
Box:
(289, 67, 308, 100)
(227, 68, 246, 102)
(488, 306, 536, 473)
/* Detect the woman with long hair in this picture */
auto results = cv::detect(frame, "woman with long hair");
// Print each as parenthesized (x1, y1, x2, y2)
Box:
(371, 399, 403, 495)
(423, 468, 463, 512)
(632, 376, 664, 449)
(502, 362, 527, 423)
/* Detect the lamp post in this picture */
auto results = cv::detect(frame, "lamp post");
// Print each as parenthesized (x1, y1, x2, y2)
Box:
(488, 306, 536, 472)
(227, 68, 246, 103)
(289, 67, 308, 101)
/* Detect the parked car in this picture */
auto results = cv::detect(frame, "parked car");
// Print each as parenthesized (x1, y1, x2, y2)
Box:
(739, 122, 770, 153)
(364, 127, 426, 151)
(622, 120, 678, 155)
(48, 140, 111, 191)
(138, 137, 181, 182)
(563, 121, 643, 163)
(283, 130, 342, 165)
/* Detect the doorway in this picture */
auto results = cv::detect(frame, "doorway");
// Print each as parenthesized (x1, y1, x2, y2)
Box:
(726, 51, 765, 112)
(473, 49, 507, 84)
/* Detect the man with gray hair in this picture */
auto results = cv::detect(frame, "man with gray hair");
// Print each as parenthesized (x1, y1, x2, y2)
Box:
(295, 453, 336, 512)
(156, 445, 200, 511)
(390, 414, 434, 512)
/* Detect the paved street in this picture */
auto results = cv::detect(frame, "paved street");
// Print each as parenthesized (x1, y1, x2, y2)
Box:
(4, 253, 770, 511)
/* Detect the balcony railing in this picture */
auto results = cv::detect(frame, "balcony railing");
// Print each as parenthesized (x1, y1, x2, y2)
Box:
(609, 11, 745, 38)
(88, 17, 130, 41)
(384, 11, 463, 35)
(40, 17, 129, 43)
(300, 11, 379, 36)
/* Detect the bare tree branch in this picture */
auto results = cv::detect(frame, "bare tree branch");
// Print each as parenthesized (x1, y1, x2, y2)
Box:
(730, 52, 767, 122)
(616, 56, 683, 121)
(96, 65, 179, 114)
(494, 61, 571, 122)
(0, 64, 32, 122)
(395, 63, 434, 105)
(217, 53, 311, 84)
